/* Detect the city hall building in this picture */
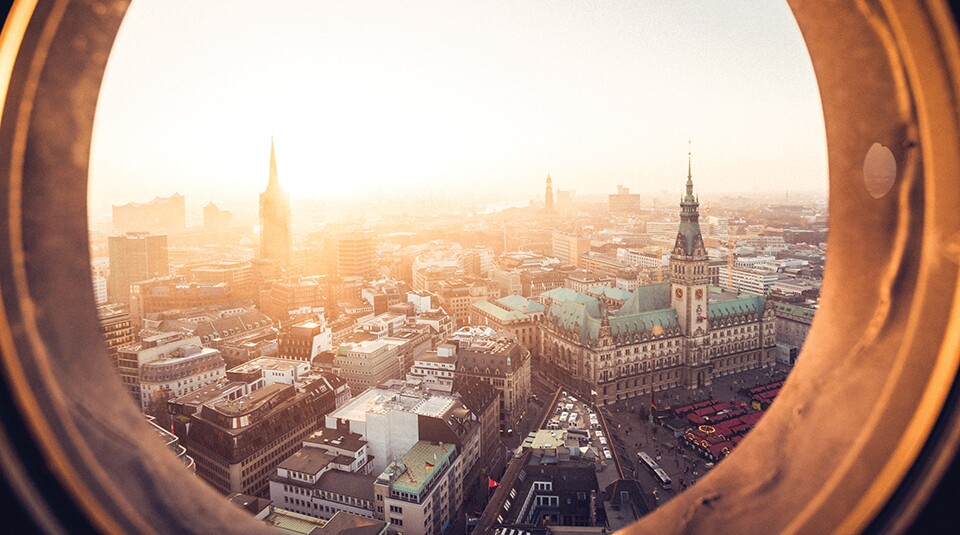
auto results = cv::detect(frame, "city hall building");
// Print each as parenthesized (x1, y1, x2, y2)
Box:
(539, 159, 777, 406)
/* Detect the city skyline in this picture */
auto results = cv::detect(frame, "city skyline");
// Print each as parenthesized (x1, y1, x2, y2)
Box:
(88, 1, 827, 214)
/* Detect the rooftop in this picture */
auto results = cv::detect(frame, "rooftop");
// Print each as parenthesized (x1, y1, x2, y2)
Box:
(381, 441, 456, 496)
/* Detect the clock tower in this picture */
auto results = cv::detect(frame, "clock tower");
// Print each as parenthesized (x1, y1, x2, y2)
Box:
(670, 143, 712, 387)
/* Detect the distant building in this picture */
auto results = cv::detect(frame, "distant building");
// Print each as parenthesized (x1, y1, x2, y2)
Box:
(97, 303, 134, 358)
(185, 261, 255, 301)
(129, 276, 238, 328)
(108, 232, 168, 304)
(551, 232, 591, 267)
(544, 174, 554, 212)
(337, 232, 377, 280)
(564, 269, 614, 294)
(260, 138, 292, 270)
(259, 277, 325, 323)
(203, 202, 233, 232)
(609, 185, 641, 213)
(145, 305, 277, 369)
(92, 274, 108, 304)
(434, 277, 500, 328)
(112, 193, 185, 233)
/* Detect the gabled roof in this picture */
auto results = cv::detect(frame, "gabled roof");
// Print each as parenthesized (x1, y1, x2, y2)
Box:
(610, 308, 679, 339)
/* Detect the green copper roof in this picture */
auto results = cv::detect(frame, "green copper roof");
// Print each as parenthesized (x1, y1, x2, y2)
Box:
(545, 299, 602, 344)
(708, 295, 766, 319)
(618, 283, 671, 316)
(610, 308, 679, 339)
(496, 294, 545, 314)
(541, 287, 598, 305)
(586, 285, 633, 302)
(382, 441, 455, 496)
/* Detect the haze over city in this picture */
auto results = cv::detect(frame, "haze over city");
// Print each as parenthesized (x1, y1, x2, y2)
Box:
(88, 0, 827, 218)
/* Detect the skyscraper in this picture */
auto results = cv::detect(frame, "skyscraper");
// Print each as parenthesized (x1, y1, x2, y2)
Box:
(259, 138, 292, 270)
(107, 233, 168, 304)
(544, 174, 554, 212)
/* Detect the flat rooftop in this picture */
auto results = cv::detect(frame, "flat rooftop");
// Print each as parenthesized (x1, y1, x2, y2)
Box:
(329, 387, 457, 423)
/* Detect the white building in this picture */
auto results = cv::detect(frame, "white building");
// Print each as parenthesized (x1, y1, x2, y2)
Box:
(718, 265, 781, 295)
(268, 430, 378, 521)
(115, 332, 221, 409)
(92, 274, 108, 305)
(333, 339, 402, 394)
(374, 441, 461, 535)
(139, 345, 225, 411)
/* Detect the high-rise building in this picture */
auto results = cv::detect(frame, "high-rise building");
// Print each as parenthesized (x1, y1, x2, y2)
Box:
(259, 138, 292, 270)
(608, 185, 641, 213)
(337, 232, 377, 280)
(544, 174, 554, 212)
(107, 232, 169, 304)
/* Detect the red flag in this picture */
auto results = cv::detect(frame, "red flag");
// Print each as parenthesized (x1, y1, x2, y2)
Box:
(488, 476, 500, 489)
(651, 389, 657, 411)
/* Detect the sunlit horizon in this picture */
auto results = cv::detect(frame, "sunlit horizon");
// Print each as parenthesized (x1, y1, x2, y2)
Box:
(88, 0, 828, 214)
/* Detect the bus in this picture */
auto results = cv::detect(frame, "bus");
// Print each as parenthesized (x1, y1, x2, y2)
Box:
(637, 452, 673, 490)
(653, 467, 673, 489)
(637, 451, 657, 471)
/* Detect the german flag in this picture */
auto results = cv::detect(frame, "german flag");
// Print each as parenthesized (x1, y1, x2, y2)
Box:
(425, 462, 435, 470)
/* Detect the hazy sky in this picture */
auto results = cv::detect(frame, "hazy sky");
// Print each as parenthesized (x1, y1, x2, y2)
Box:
(88, 0, 827, 213)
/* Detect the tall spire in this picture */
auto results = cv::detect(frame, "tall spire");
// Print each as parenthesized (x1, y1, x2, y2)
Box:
(268, 136, 279, 187)
(687, 139, 692, 181)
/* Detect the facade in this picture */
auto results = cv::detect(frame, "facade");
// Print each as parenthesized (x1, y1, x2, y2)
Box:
(108, 232, 168, 303)
(374, 441, 461, 535)
(279, 316, 332, 362)
(97, 303, 134, 358)
(260, 138, 292, 270)
(186, 261, 255, 301)
(183, 377, 338, 497)
(92, 274, 108, 304)
(139, 344, 226, 412)
(433, 277, 500, 328)
(333, 338, 402, 393)
(268, 430, 378, 521)
(114, 332, 213, 409)
(539, 155, 777, 405)
(338, 232, 377, 280)
(468, 296, 541, 357)
(609, 185, 642, 213)
(130, 276, 237, 327)
(551, 232, 591, 267)
(259, 277, 325, 322)
(450, 327, 531, 427)
(719, 265, 781, 295)
(565, 270, 615, 294)
(146, 305, 277, 368)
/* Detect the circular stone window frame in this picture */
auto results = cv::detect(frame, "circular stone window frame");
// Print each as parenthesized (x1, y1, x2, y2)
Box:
(1, 1, 959, 534)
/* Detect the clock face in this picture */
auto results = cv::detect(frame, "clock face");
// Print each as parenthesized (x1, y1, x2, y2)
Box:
(696, 289, 704, 300)
(675, 288, 683, 299)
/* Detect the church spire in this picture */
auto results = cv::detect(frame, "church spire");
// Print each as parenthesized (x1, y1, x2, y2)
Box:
(268, 136, 279, 187)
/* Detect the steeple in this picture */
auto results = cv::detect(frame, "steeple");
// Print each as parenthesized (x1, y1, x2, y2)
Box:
(673, 141, 706, 257)
(268, 136, 279, 187)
